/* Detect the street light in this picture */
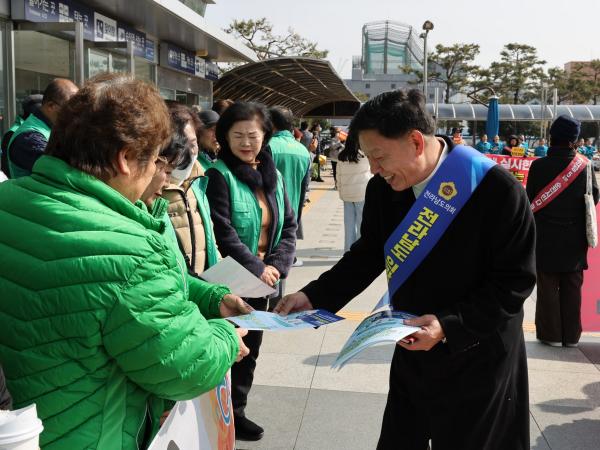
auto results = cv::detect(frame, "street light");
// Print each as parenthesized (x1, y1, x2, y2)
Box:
(421, 20, 434, 102)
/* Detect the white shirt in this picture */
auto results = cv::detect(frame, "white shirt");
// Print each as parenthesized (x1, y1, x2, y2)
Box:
(412, 138, 448, 199)
(0, 171, 7, 183)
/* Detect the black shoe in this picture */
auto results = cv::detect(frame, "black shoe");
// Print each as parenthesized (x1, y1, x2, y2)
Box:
(235, 415, 264, 441)
(315, 178, 325, 182)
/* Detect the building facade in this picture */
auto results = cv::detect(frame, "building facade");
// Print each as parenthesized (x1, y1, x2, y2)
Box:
(344, 20, 445, 103)
(0, 0, 255, 134)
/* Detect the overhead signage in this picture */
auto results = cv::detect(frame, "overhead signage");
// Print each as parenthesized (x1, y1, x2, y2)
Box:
(94, 12, 117, 42)
(163, 43, 196, 76)
(117, 22, 146, 59)
(205, 61, 219, 81)
(195, 56, 206, 78)
(25, 0, 94, 40)
(145, 39, 156, 62)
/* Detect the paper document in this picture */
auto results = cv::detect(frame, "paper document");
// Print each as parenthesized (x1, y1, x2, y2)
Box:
(200, 256, 276, 298)
(332, 310, 421, 369)
(228, 309, 343, 331)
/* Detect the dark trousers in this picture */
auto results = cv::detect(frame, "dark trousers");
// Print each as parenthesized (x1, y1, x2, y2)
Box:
(331, 161, 337, 182)
(535, 271, 584, 344)
(231, 296, 268, 417)
(377, 321, 529, 450)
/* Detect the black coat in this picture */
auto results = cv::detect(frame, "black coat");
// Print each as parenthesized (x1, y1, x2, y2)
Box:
(205, 149, 297, 281)
(526, 147, 599, 272)
(302, 137, 535, 447)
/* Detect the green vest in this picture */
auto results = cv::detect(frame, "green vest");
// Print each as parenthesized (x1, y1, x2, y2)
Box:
(211, 159, 285, 255)
(8, 113, 51, 178)
(198, 151, 215, 171)
(269, 130, 311, 219)
(190, 176, 219, 268)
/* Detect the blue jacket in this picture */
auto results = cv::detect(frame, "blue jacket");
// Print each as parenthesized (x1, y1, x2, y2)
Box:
(534, 145, 548, 157)
(476, 141, 492, 153)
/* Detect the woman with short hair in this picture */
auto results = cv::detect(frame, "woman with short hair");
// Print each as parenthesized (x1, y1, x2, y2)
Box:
(206, 101, 297, 441)
(0, 74, 248, 450)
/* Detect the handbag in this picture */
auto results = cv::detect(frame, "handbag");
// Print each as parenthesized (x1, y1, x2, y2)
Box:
(585, 162, 598, 248)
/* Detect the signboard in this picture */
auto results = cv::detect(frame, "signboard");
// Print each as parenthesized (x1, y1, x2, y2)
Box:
(94, 12, 117, 42)
(582, 203, 600, 331)
(486, 154, 538, 186)
(117, 22, 146, 59)
(510, 146, 526, 158)
(205, 61, 219, 81)
(24, 0, 94, 40)
(148, 375, 235, 450)
(195, 56, 206, 78)
(145, 39, 156, 62)
(162, 43, 196, 76)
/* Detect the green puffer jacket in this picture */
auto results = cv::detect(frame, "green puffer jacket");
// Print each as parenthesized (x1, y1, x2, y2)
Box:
(0, 156, 240, 449)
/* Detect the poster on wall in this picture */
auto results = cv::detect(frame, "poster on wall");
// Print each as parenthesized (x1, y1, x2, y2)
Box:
(485, 154, 538, 186)
(195, 56, 206, 78)
(148, 375, 235, 450)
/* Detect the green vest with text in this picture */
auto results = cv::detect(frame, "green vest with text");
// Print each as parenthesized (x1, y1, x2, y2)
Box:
(269, 130, 311, 219)
(211, 159, 284, 255)
(8, 113, 51, 178)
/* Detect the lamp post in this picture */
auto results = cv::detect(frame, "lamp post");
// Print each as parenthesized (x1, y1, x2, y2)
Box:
(421, 20, 434, 101)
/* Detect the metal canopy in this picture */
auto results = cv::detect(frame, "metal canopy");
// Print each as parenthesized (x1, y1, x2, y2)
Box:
(213, 57, 361, 118)
(428, 103, 600, 122)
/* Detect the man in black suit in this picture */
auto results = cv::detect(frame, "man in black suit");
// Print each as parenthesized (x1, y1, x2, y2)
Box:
(526, 115, 599, 347)
(276, 89, 536, 450)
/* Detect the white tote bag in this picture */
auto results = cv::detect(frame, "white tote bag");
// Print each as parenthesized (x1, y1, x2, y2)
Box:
(585, 162, 598, 248)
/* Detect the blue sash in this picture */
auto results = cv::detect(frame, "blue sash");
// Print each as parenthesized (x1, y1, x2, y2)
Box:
(382, 145, 496, 306)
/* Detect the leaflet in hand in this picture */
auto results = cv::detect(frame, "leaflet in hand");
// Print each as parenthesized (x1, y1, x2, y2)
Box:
(332, 310, 420, 370)
(200, 256, 276, 298)
(228, 309, 343, 331)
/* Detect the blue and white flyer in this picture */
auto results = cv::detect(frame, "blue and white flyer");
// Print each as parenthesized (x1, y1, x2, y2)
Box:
(228, 309, 344, 331)
(332, 310, 421, 370)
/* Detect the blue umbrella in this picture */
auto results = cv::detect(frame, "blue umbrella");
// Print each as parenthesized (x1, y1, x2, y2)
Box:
(486, 96, 499, 140)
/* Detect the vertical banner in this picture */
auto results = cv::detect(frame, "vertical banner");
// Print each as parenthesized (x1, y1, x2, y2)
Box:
(148, 375, 235, 450)
(486, 154, 538, 186)
(582, 203, 600, 331)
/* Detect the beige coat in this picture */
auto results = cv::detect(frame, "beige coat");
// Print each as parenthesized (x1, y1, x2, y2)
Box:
(162, 161, 210, 274)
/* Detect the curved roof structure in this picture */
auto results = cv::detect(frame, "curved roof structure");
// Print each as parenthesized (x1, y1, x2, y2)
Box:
(427, 103, 600, 122)
(213, 57, 361, 118)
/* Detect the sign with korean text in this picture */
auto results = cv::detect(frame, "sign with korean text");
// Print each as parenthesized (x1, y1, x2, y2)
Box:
(195, 56, 206, 78)
(117, 22, 146, 58)
(206, 61, 220, 81)
(145, 39, 156, 62)
(94, 12, 116, 42)
(510, 146, 526, 157)
(486, 154, 538, 186)
(24, 0, 94, 40)
(162, 43, 196, 76)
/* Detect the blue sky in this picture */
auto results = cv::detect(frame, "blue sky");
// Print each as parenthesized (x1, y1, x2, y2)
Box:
(208, 0, 600, 78)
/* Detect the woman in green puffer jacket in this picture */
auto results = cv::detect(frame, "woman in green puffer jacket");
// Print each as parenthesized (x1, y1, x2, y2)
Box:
(0, 74, 250, 450)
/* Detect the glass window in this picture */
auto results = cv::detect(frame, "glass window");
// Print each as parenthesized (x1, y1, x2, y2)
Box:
(391, 83, 396, 89)
(88, 49, 109, 78)
(160, 87, 176, 100)
(15, 31, 74, 114)
(111, 54, 128, 74)
(135, 58, 155, 83)
(365, 83, 370, 89)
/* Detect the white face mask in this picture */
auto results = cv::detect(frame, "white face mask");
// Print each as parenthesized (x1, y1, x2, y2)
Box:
(171, 159, 195, 186)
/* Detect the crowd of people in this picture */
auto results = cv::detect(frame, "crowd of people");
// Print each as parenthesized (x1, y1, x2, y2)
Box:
(0, 75, 598, 450)
(467, 129, 599, 160)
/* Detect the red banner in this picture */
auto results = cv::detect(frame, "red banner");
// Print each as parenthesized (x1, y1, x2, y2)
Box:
(582, 203, 600, 332)
(486, 154, 539, 186)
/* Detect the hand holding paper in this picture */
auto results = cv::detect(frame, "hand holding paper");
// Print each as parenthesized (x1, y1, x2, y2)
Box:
(274, 291, 314, 315)
(219, 294, 254, 318)
(399, 314, 445, 351)
(236, 328, 250, 362)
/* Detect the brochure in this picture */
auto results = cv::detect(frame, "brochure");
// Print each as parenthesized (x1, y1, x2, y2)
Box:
(332, 310, 421, 369)
(200, 256, 276, 298)
(228, 309, 343, 331)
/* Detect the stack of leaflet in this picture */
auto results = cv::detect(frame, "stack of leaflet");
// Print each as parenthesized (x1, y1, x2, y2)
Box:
(332, 308, 421, 370)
